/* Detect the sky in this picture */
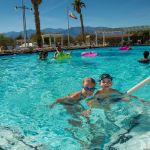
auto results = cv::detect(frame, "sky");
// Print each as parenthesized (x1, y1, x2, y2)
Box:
(0, 0, 150, 33)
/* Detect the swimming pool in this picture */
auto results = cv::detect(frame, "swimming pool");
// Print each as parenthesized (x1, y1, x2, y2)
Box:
(0, 46, 150, 149)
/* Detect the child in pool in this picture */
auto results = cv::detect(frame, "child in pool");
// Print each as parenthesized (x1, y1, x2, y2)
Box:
(49, 77, 96, 108)
(87, 74, 122, 110)
(82, 74, 147, 116)
(54, 44, 63, 59)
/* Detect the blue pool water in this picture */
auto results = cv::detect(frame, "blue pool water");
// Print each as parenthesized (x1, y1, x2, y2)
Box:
(0, 46, 150, 149)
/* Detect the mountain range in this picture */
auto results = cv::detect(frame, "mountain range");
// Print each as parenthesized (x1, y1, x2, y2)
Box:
(2, 26, 109, 39)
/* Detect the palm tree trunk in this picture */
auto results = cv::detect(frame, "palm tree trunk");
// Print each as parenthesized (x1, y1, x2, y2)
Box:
(33, 3, 42, 47)
(80, 13, 85, 43)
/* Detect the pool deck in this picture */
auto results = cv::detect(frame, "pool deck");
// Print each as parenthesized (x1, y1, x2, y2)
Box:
(1, 44, 150, 56)
(0, 46, 100, 56)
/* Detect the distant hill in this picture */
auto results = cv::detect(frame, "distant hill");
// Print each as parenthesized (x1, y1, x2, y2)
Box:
(2, 26, 110, 39)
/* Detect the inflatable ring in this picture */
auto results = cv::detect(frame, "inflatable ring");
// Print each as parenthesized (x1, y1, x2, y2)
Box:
(55, 52, 72, 60)
(81, 52, 97, 57)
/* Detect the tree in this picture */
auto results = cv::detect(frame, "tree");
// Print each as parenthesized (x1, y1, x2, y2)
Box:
(63, 35, 74, 46)
(72, 0, 86, 43)
(0, 34, 14, 47)
(15, 34, 23, 40)
(75, 34, 83, 44)
(31, 0, 42, 47)
(30, 33, 38, 43)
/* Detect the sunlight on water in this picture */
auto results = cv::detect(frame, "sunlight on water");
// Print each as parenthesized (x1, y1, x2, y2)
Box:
(0, 46, 150, 149)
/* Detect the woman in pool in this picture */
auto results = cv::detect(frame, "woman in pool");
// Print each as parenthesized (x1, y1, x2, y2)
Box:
(49, 77, 96, 128)
(49, 77, 96, 108)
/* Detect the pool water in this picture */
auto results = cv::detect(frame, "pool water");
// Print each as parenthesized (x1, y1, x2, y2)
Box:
(0, 46, 150, 149)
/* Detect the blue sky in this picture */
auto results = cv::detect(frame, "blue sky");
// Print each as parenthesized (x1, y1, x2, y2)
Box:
(0, 0, 150, 33)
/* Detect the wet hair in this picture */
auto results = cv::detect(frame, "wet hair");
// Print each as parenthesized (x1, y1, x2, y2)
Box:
(99, 74, 113, 81)
(83, 77, 96, 85)
(39, 51, 48, 60)
(143, 51, 149, 58)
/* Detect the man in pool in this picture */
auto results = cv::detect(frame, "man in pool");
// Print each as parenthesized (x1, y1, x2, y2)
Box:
(138, 51, 150, 63)
(49, 77, 96, 109)
(39, 51, 48, 60)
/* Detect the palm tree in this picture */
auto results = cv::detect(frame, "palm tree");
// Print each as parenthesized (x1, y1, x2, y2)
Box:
(72, 0, 86, 43)
(31, 0, 42, 47)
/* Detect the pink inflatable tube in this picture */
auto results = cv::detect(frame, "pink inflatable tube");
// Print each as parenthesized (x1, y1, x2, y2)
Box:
(119, 46, 130, 50)
(81, 52, 97, 57)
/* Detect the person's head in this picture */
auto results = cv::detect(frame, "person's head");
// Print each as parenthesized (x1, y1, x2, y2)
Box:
(99, 74, 113, 90)
(82, 77, 96, 97)
(39, 51, 48, 60)
(143, 51, 149, 58)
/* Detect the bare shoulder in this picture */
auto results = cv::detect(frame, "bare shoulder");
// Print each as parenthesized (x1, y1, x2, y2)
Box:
(95, 89, 102, 95)
(111, 88, 122, 94)
(69, 91, 81, 99)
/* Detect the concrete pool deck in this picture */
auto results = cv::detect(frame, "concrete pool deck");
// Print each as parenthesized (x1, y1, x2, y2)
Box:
(0, 46, 101, 56)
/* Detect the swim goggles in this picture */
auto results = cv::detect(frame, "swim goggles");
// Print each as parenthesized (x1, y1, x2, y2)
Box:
(83, 86, 96, 92)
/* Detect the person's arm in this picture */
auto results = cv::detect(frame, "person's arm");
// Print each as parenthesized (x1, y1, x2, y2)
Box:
(55, 47, 59, 53)
(56, 96, 71, 103)
(49, 95, 70, 108)
(81, 91, 101, 117)
(111, 89, 123, 95)
(81, 99, 94, 117)
(128, 95, 149, 103)
(49, 92, 80, 108)
(113, 89, 145, 102)
(121, 92, 149, 103)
